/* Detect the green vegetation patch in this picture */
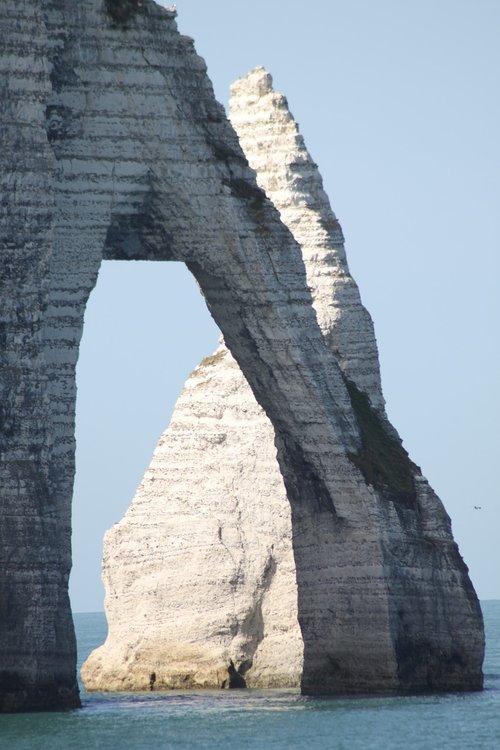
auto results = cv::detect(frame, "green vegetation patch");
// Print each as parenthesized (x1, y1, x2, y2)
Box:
(105, 0, 143, 26)
(199, 349, 227, 368)
(224, 177, 267, 207)
(344, 377, 419, 508)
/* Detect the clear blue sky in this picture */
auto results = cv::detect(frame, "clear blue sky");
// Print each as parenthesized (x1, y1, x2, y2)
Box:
(70, 0, 500, 611)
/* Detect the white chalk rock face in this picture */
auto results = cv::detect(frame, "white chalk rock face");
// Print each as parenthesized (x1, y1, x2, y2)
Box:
(83, 344, 302, 689)
(2, 0, 483, 709)
(82, 68, 386, 690)
(82, 67, 484, 696)
(230, 68, 384, 412)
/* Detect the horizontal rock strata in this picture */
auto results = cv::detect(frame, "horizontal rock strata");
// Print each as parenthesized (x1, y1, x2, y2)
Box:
(0, 0, 79, 712)
(82, 68, 484, 695)
(2, 0, 386, 708)
(82, 342, 302, 690)
(0, 0, 485, 707)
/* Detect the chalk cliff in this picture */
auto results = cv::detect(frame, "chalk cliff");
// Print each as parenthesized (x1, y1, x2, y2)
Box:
(0, 2, 484, 711)
(83, 68, 484, 693)
(83, 341, 303, 690)
(82, 66, 385, 691)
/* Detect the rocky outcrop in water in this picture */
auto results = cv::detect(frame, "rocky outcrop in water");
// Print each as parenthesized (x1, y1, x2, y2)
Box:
(0, 2, 484, 711)
(82, 340, 303, 690)
(82, 68, 484, 694)
(82, 68, 383, 691)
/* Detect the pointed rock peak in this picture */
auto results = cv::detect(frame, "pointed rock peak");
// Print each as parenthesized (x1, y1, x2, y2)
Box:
(231, 66, 274, 99)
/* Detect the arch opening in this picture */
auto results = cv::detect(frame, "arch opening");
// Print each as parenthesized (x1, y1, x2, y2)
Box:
(70, 260, 219, 614)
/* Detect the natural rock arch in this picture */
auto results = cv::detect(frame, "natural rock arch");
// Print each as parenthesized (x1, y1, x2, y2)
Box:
(80, 67, 389, 692)
(0, 1, 483, 711)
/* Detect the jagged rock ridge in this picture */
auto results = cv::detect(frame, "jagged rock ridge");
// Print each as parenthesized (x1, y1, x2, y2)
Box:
(0, 1, 484, 710)
(83, 68, 484, 693)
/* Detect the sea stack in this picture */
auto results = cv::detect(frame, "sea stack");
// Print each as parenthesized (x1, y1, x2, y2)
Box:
(82, 68, 484, 695)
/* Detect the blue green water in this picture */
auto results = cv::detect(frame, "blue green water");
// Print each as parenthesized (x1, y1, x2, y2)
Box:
(1, 602, 499, 749)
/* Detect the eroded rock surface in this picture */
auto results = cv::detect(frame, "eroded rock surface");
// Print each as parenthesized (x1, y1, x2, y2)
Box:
(83, 342, 302, 690)
(83, 69, 484, 694)
(0, 2, 484, 710)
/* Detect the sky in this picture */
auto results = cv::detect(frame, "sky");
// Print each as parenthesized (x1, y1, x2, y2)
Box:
(70, 0, 500, 612)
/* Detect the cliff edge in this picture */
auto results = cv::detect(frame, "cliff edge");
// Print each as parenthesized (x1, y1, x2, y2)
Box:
(82, 68, 484, 695)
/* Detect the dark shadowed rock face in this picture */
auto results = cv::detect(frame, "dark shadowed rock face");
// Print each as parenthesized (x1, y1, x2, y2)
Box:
(82, 68, 484, 697)
(0, 3, 484, 710)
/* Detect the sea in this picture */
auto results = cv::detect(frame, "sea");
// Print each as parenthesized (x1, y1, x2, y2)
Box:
(1, 601, 499, 750)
